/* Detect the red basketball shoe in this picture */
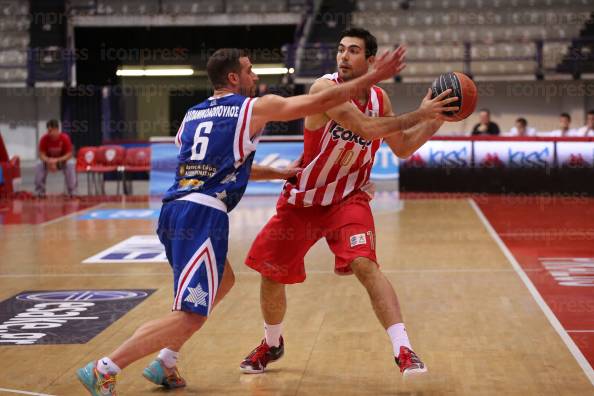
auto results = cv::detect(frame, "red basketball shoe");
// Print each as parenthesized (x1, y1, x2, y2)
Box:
(240, 337, 284, 374)
(395, 346, 427, 377)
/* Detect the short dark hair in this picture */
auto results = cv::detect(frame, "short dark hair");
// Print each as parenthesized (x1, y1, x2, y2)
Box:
(516, 117, 527, 127)
(560, 112, 571, 121)
(206, 48, 246, 89)
(340, 27, 378, 58)
(587, 110, 594, 116)
(46, 119, 59, 129)
(479, 108, 490, 114)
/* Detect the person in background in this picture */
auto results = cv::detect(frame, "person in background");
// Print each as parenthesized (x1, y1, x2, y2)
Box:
(547, 113, 579, 137)
(471, 109, 500, 136)
(576, 110, 594, 137)
(507, 117, 536, 137)
(35, 119, 76, 197)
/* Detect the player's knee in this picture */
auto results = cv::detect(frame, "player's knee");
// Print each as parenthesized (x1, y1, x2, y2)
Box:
(178, 311, 206, 334)
(351, 257, 379, 283)
(261, 275, 284, 290)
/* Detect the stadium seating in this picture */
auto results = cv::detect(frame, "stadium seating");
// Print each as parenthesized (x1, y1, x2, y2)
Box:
(68, 0, 309, 15)
(352, 0, 593, 77)
(0, 1, 29, 84)
(122, 147, 151, 194)
(75, 145, 150, 196)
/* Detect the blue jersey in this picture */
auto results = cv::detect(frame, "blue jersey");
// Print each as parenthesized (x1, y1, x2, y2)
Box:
(163, 93, 259, 211)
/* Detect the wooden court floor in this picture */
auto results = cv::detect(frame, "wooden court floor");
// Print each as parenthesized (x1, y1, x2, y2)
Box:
(0, 195, 592, 395)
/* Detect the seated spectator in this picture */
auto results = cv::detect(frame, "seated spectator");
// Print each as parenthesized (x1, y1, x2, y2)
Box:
(35, 119, 77, 197)
(576, 110, 594, 137)
(507, 117, 536, 137)
(472, 109, 500, 136)
(546, 113, 580, 137)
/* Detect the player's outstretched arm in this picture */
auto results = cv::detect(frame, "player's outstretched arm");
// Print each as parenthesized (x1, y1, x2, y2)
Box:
(322, 84, 458, 142)
(383, 89, 445, 158)
(249, 47, 407, 136)
(249, 154, 302, 181)
(250, 164, 300, 181)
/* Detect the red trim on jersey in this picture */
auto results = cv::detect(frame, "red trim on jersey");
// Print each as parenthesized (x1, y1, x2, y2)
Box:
(374, 87, 384, 116)
(333, 171, 349, 203)
(303, 137, 339, 191)
(284, 75, 385, 207)
(325, 141, 355, 188)
(238, 98, 253, 159)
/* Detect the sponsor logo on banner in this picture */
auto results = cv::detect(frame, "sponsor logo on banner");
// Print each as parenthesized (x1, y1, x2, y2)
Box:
(556, 142, 594, 168)
(0, 289, 154, 345)
(474, 141, 554, 168)
(402, 140, 471, 168)
(83, 235, 167, 263)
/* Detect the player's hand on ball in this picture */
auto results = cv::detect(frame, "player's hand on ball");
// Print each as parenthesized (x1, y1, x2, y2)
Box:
(419, 88, 459, 120)
(370, 46, 407, 83)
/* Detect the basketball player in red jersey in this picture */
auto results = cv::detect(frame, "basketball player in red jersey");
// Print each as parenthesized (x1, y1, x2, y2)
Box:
(241, 28, 458, 377)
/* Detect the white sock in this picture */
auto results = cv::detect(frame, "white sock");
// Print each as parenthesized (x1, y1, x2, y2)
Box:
(97, 357, 121, 375)
(158, 348, 179, 368)
(264, 322, 282, 347)
(387, 323, 412, 358)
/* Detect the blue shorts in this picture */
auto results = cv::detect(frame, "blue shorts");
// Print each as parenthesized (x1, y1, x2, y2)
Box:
(157, 197, 229, 317)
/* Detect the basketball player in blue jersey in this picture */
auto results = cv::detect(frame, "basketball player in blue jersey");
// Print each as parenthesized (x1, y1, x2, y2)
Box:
(76, 47, 408, 395)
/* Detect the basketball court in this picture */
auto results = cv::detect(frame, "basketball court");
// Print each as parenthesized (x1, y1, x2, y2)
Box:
(1, 193, 592, 395)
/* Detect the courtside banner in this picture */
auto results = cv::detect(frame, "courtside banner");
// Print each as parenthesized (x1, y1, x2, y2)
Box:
(474, 141, 555, 168)
(401, 140, 471, 168)
(150, 142, 401, 196)
(149, 143, 179, 195)
(556, 142, 594, 168)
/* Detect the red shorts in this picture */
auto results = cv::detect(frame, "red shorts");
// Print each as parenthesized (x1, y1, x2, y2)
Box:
(245, 191, 377, 284)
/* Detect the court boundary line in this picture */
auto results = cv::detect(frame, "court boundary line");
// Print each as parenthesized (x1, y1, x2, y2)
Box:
(0, 268, 546, 279)
(0, 388, 56, 396)
(38, 203, 105, 227)
(469, 198, 594, 386)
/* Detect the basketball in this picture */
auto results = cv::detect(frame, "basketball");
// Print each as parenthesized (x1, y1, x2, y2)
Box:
(431, 72, 478, 121)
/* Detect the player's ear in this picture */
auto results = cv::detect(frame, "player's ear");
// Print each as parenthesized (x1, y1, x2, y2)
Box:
(367, 55, 376, 67)
(227, 72, 239, 86)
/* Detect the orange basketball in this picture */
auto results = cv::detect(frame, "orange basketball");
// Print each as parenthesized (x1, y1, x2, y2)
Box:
(430, 72, 478, 121)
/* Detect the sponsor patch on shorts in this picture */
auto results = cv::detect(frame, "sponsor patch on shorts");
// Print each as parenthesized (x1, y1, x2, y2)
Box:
(350, 233, 367, 247)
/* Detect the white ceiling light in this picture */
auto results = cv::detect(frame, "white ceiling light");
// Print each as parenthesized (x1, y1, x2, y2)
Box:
(252, 67, 294, 75)
(116, 68, 194, 77)
(252, 67, 289, 75)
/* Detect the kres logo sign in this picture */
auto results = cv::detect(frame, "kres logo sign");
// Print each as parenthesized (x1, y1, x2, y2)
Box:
(0, 290, 154, 345)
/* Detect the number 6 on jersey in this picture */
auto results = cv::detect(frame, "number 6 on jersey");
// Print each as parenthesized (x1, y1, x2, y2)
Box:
(190, 121, 213, 161)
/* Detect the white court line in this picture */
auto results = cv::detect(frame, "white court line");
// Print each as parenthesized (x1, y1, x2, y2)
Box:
(38, 202, 105, 227)
(469, 198, 594, 386)
(0, 388, 56, 396)
(0, 268, 545, 279)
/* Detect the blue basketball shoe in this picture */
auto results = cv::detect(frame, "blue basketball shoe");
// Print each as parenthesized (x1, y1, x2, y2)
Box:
(142, 358, 186, 388)
(76, 361, 118, 396)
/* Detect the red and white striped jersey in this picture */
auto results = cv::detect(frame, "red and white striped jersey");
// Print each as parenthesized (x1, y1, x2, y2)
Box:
(283, 72, 384, 207)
